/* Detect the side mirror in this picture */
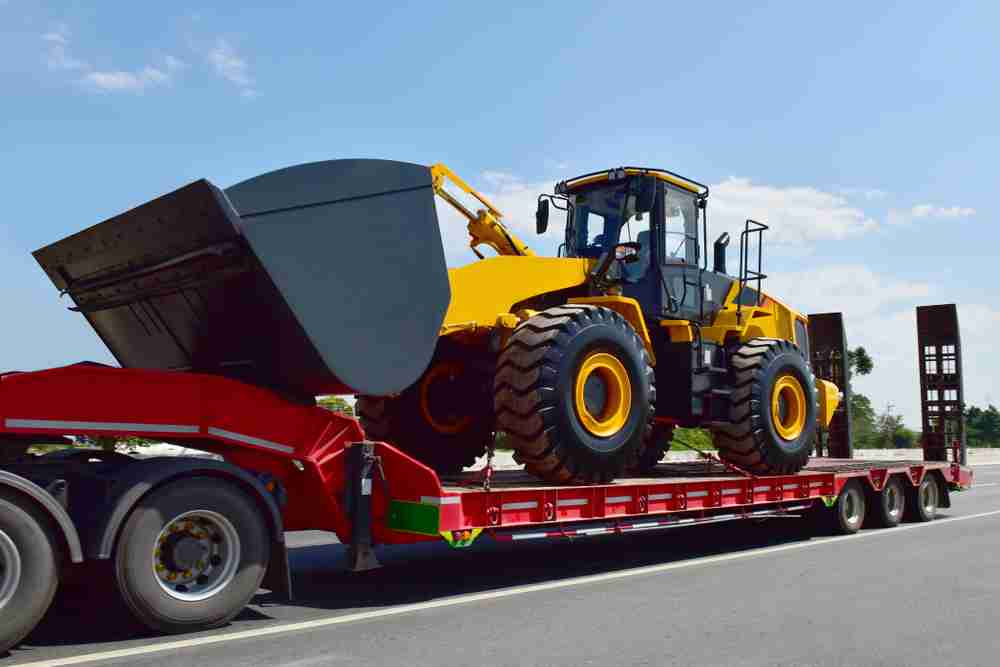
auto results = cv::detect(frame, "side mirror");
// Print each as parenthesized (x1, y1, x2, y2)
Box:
(635, 175, 657, 213)
(535, 199, 550, 234)
(713, 232, 730, 274)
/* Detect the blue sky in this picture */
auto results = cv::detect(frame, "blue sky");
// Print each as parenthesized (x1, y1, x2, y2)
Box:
(1, 1, 998, 427)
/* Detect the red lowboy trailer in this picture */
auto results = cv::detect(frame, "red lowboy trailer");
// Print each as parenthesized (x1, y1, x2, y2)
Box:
(0, 361, 974, 653)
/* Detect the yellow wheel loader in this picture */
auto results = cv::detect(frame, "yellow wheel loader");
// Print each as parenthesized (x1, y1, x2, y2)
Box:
(357, 162, 841, 481)
(40, 157, 838, 483)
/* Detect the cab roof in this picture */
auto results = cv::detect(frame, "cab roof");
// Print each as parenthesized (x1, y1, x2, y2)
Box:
(556, 167, 708, 197)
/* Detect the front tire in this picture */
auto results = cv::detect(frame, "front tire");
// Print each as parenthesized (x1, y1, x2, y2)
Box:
(713, 338, 816, 475)
(0, 491, 60, 654)
(494, 305, 655, 484)
(113, 478, 269, 634)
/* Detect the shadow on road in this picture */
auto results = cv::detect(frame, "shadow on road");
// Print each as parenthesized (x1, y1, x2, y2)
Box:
(23, 511, 926, 652)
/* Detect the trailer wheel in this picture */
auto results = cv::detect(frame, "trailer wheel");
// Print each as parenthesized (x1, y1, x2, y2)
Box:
(870, 476, 906, 528)
(906, 474, 939, 523)
(713, 339, 816, 475)
(114, 477, 269, 634)
(832, 480, 866, 535)
(0, 490, 60, 654)
(356, 353, 493, 474)
(494, 305, 655, 484)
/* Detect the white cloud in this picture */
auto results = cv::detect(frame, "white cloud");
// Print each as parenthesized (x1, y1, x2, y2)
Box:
(888, 204, 976, 225)
(42, 24, 185, 94)
(710, 177, 878, 246)
(836, 187, 888, 201)
(207, 38, 257, 97)
(82, 65, 171, 92)
(43, 25, 89, 71)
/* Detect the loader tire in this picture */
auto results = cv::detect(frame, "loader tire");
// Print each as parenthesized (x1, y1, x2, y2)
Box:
(356, 356, 493, 474)
(494, 305, 655, 484)
(713, 338, 816, 475)
(631, 422, 674, 473)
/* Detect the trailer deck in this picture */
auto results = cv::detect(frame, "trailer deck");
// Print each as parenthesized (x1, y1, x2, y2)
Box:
(380, 455, 972, 548)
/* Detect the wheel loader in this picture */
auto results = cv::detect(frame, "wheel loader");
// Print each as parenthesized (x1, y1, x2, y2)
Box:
(34, 159, 839, 485)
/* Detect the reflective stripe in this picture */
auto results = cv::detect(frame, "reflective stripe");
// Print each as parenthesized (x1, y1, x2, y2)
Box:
(627, 521, 661, 530)
(207, 426, 294, 454)
(511, 532, 551, 541)
(502, 501, 538, 511)
(577, 527, 610, 535)
(722, 488, 741, 496)
(782, 483, 799, 490)
(5, 418, 199, 434)
(687, 490, 708, 498)
(557, 498, 588, 507)
(420, 496, 461, 506)
(606, 495, 632, 504)
(648, 492, 673, 501)
(753, 486, 770, 492)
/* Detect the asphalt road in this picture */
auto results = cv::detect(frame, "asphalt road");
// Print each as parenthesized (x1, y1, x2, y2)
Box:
(7, 466, 1000, 667)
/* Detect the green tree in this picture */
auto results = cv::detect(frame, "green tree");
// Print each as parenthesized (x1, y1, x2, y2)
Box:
(850, 392, 878, 448)
(847, 346, 873, 378)
(672, 427, 714, 451)
(317, 395, 355, 417)
(966, 404, 1000, 447)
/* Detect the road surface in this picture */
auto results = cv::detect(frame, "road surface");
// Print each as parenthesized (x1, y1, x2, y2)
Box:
(6, 466, 1000, 666)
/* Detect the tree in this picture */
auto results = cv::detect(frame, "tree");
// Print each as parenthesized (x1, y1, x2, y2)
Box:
(317, 395, 355, 417)
(872, 403, 916, 449)
(850, 392, 878, 448)
(847, 346, 873, 378)
(966, 404, 1000, 447)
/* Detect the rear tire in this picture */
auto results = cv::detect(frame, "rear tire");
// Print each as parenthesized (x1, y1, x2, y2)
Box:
(0, 490, 60, 654)
(870, 476, 906, 528)
(356, 350, 493, 474)
(494, 305, 655, 484)
(113, 478, 269, 634)
(832, 480, 866, 535)
(906, 474, 939, 522)
(713, 338, 816, 475)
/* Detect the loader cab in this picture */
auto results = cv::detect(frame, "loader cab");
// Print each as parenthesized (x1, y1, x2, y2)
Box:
(549, 168, 734, 323)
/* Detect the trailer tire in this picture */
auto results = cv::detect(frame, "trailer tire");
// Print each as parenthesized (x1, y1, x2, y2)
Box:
(113, 477, 269, 634)
(713, 339, 816, 475)
(0, 490, 60, 654)
(870, 476, 906, 528)
(906, 474, 939, 523)
(356, 353, 493, 474)
(494, 305, 655, 484)
(832, 480, 866, 535)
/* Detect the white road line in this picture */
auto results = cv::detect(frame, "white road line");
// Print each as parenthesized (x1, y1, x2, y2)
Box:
(20, 507, 1000, 667)
(971, 482, 999, 489)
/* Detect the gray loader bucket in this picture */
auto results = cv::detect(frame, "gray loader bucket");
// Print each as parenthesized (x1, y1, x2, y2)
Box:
(33, 159, 451, 398)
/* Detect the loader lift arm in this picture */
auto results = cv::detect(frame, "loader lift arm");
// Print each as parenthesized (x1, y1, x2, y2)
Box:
(430, 163, 534, 258)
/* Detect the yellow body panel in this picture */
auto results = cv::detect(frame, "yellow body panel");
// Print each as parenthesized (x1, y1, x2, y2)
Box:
(442, 256, 590, 333)
(568, 296, 656, 362)
(694, 282, 807, 347)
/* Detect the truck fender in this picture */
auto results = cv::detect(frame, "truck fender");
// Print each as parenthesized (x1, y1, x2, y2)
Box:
(92, 457, 292, 599)
(0, 469, 84, 563)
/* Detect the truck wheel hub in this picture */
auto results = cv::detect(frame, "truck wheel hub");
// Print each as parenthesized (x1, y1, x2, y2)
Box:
(153, 510, 241, 602)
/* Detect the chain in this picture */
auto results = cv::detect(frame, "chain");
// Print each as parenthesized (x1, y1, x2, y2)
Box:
(482, 434, 496, 493)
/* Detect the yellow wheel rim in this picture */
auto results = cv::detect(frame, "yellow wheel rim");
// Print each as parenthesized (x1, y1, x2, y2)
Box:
(771, 374, 806, 440)
(419, 362, 473, 435)
(574, 351, 632, 437)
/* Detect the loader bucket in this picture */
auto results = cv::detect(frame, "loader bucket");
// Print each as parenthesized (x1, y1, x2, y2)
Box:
(33, 159, 451, 398)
